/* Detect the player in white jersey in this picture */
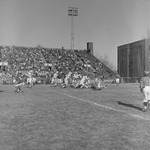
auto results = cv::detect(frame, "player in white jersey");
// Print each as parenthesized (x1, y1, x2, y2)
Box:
(140, 71, 150, 112)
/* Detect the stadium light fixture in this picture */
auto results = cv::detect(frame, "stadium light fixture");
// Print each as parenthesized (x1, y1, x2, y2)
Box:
(68, 7, 78, 50)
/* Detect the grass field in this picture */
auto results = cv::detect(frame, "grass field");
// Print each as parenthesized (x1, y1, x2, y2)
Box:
(0, 83, 150, 150)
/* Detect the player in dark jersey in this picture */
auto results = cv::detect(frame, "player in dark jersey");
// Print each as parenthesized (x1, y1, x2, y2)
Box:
(15, 72, 24, 93)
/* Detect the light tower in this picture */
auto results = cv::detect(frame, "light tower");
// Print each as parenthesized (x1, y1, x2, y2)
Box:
(68, 7, 78, 50)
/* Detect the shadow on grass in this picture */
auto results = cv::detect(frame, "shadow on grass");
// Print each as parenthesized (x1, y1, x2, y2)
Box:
(117, 101, 143, 111)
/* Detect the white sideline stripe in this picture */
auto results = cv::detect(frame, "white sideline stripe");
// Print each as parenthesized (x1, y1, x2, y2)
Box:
(50, 90, 150, 121)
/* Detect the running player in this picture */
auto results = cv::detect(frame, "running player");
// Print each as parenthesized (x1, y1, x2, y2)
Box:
(140, 71, 150, 112)
(15, 72, 24, 93)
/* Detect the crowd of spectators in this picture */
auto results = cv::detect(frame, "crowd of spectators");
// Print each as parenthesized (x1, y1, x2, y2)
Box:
(0, 45, 115, 88)
(1, 46, 46, 73)
(41, 48, 87, 73)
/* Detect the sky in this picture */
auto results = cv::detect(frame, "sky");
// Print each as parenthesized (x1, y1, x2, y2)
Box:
(0, 0, 150, 68)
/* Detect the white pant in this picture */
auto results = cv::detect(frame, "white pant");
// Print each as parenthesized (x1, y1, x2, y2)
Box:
(116, 78, 120, 84)
(142, 86, 150, 103)
(15, 82, 24, 87)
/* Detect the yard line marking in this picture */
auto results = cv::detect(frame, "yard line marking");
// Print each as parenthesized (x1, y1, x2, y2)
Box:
(50, 90, 150, 121)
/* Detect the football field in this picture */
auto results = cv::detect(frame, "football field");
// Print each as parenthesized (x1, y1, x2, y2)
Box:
(0, 83, 150, 150)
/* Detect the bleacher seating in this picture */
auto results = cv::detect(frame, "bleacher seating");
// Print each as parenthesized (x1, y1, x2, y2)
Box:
(75, 50, 116, 78)
(0, 46, 46, 74)
(0, 45, 116, 81)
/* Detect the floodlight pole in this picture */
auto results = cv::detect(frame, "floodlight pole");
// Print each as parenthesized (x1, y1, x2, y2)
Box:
(71, 14, 74, 51)
(68, 7, 78, 51)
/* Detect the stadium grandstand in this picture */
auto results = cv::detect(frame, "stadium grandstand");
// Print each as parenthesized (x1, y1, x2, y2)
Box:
(0, 44, 117, 85)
